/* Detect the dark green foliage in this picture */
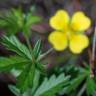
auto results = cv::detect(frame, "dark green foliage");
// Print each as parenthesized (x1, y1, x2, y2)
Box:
(2, 36, 32, 60)
(0, 9, 23, 35)
(1, 35, 44, 93)
(0, 8, 41, 37)
(0, 56, 29, 71)
(1, 35, 96, 95)
(34, 73, 70, 96)
(86, 77, 96, 96)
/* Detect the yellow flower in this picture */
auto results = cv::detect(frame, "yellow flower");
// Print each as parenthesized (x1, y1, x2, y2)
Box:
(48, 31, 68, 51)
(69, 34, 89, 53)
(48, 10, 91, 54)
(71, 12, 91, 32)
(49, 10, 69, 31)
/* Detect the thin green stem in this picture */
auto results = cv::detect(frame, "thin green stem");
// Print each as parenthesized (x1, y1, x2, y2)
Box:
(25, 36, 32, 54)
(38, 48, 53, 60)
(77, 83, 86, 96)
(25, 35, 36, 65)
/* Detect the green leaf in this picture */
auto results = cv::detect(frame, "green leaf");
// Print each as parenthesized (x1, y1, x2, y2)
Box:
(11, 8, 24, 28)
(33, 39, 42, 59)
(2, 35, 45, 93)
(9, 85, 21, 96)
(0, 56, 29, 72)
(65, 74, 86, 94)
(17, 63, 35, 93)
(25, 13, 41, 28)
(35, 62, 45, 74)
(0, 8, 23, 35)
(86, 77, 96, 96)
(31, 70, 40, 95)
(0, 8, 41, 37)
(34, 73, 70, 96)
(23, 11, 41, 37)
(2, 36, 32, 60)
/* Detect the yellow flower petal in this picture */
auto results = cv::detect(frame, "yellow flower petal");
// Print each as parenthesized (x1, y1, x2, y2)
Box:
(48, 31, 68, 51)
(69, 34, 89, 54)
(49, 10, 70, 30)
(70, 12, 91, 32)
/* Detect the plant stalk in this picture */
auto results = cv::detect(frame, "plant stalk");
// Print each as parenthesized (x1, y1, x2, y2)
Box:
(77, 83, 86, 96)
(90, 25, 96, 78)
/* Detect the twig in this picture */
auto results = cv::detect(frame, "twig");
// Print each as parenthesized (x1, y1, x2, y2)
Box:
(88, 49, 94, 78)
(90, 25, 96, 78)
(92, 26, 96, 65)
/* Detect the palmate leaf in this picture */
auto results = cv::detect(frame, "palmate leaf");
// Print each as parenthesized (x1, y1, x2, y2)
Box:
(34, 73, 70, 96)
(2, 36, 32, 60)
(17, 63, 35, 93)
(0, 8, 41, 37)
(9, 71, 40, 96)
(1, 35, 46, 93)
(31, 70, 40, 95)
(16, 40, 44, 93)
(0, 56, 29, 72)
(0, 9, 23, 35)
